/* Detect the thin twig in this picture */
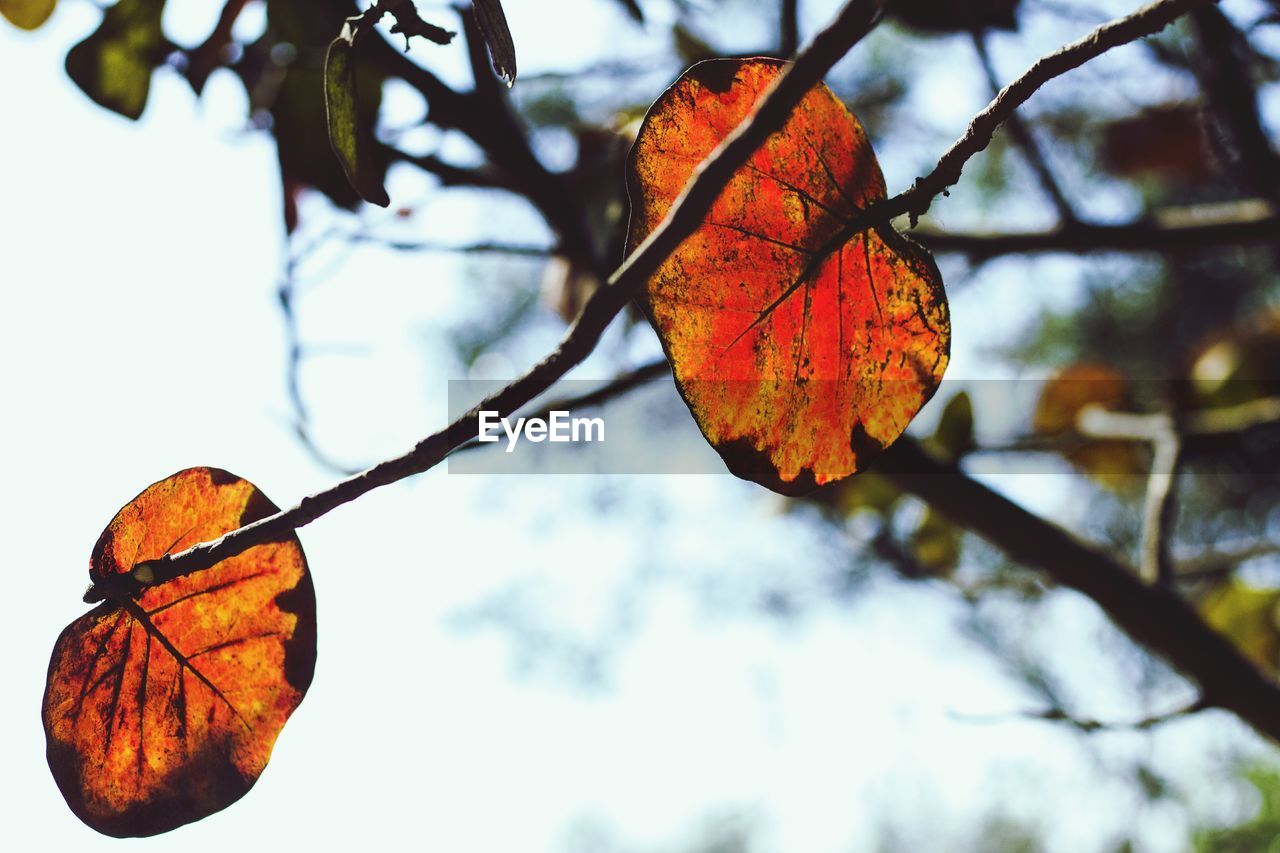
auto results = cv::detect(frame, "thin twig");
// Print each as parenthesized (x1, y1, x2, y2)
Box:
(449, 359, 671, 456)
(970, 30, 1079, 225)
(880, 436, 1280, 745)
(1077, 396, 1280, 439)
(953, 698, 1209, 732)
(912, 198, 1280, 256)
(1140, 415, 1182, 585)
(781, 0, 800, 56)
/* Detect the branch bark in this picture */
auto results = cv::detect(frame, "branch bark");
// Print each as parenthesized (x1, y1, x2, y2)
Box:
(880, 437, 1280, 744)
(91, 0, 1214, 601)
(912, 198, 1280, 256)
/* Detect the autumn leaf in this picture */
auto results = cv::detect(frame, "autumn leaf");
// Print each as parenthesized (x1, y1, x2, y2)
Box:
(43, 468, 316, 837)
(1033, 363, 1146, 488)
(626, 58, 950, 494)
(0, 0, 56, 30)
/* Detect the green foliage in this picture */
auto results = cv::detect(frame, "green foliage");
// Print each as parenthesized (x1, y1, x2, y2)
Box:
(1196, 767, 1280, 852)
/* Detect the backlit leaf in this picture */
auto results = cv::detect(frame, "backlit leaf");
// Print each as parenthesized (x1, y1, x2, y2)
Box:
(325, 37, 390, 208)
(43, 468, 316, 837)
(626, 59, 950, 493)
(65, 0, 171, 120)
(1198, 579, 1280, 675)
(0, 0, 56, 30)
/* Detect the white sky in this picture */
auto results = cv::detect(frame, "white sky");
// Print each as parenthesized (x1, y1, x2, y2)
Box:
(1, 1, 1272, 851)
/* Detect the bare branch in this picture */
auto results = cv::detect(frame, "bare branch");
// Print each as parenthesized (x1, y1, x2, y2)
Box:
(954, 698, 1210, 733)
(781, 0, 800, 57)
(96, 0, 1215, 601)
(889, 0, 1215, 227)
(913, 198, 1280, 257)
(1140, 416, 1182, 586)
(880, 437, 1280, 744)
(1077, 396, 1280, 439)
(970, 30, 1079, 225)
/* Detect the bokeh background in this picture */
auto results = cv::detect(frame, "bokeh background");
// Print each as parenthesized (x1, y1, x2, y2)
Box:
(4, 0, 1280, 850)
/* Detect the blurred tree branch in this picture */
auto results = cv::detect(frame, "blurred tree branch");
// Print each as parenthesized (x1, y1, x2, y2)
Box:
(911, 198, 1280, 257)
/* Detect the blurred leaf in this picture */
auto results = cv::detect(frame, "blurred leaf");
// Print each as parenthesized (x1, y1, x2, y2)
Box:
(801, 472, 902, 522)
(324, 37, 390, 208)
(1191, 310, 1280, 408)
(1033, 363, 1146, 490)
(65, 0, 172, 120)
(887, 0, 1020, 34)
(1198, 579, 1280, 675)
(1194, 766, 1280, 852)
(910, 508, 963, 576)
(1100, 105, 1214, 183)
(474, 0, 517, 85)
(0, 0, 55, 30)
(929, 391, 975, 459)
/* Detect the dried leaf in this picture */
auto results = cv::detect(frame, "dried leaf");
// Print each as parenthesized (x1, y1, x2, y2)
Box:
(43, 468, 316, 837)
(626, 59, 950, 493)
(324, 36, 391, 208)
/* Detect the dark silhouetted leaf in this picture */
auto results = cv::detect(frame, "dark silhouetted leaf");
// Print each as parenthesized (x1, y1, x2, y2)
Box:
(324, 37, 390, 208)
(1, 0, 55, 30)
(888, 0, 1020, 33)
(627, 59, 950, 493)
(43, 468, 316, 837)
(473, 0, 517, 85)
(65, 0, 172, 120)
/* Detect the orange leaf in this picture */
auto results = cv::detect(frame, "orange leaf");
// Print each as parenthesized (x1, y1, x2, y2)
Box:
(626, 59, 949, 493)
(43, 468, 316, 837)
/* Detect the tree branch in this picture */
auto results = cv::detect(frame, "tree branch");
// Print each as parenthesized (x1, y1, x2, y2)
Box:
(89, 0, 891, 602)
(970, 30, 1079, 225)
(93, 6, 1242, 753)
(912, 198, 1280, 257)
(955, 698, 1210, 733)
(880, 437, 1280, 744)
(94, 0, 1213, 597)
